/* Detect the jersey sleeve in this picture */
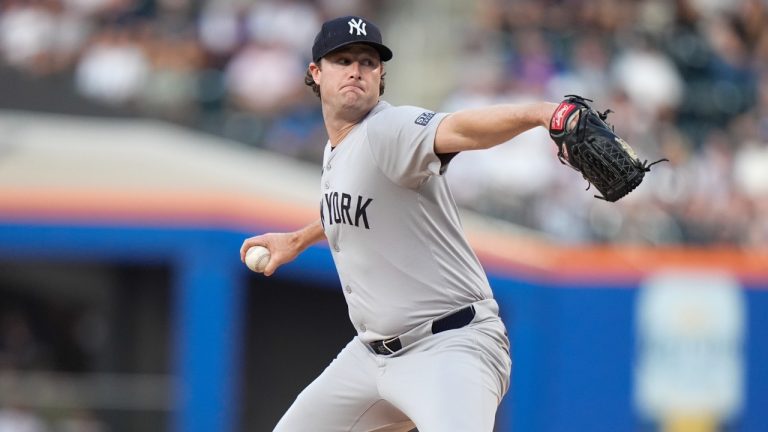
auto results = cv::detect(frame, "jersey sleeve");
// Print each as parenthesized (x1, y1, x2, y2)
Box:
(365, 105, 450, 189)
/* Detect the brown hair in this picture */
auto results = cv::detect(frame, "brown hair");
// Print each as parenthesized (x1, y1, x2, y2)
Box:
(304, 64, 386, 99)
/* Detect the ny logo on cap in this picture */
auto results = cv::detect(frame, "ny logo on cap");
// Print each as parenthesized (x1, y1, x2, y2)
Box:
(348, 18, 367, 36)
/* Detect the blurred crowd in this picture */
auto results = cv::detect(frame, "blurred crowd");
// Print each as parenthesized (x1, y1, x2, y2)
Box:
(0, 0, 766, 247)
(0, 0, 382, 158)
(442, 0, 768, 247)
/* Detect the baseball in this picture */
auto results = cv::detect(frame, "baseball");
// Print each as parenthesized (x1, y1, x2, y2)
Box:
(245, 246, 270, 273)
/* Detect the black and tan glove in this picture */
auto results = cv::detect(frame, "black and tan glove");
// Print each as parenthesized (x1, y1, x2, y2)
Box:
(549, 95, 667, 202)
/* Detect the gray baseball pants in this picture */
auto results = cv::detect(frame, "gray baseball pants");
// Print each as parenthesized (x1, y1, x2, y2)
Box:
(273, 300, 511, 432)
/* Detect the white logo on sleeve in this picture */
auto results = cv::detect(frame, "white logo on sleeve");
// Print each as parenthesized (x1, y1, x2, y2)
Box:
(348, 18, 367, 36)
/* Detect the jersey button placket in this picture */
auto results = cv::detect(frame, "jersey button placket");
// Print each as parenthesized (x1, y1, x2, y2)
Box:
(344, 285, 352, 294)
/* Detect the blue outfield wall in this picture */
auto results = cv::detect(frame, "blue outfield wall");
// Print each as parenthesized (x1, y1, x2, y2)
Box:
(490, 278, 640, 432)
(1, 221, 766, 432)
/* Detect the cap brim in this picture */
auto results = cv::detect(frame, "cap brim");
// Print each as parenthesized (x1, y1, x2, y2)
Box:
(315, 41, 393, 63)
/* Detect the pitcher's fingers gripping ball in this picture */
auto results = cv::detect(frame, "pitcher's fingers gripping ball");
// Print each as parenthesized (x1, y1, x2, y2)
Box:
(245, 246, 271, 273)
(548, 95, 668, 202)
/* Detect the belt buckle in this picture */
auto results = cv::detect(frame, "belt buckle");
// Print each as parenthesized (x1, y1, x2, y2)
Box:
(371, 337, 399, 355)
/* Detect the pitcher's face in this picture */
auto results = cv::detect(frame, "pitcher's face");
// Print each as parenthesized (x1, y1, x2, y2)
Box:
(311, 44, 383, 117)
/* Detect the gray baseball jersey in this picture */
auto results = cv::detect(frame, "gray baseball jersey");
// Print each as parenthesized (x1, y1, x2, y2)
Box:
(276, 101, 510, 431)
(319, 100, 494, 342)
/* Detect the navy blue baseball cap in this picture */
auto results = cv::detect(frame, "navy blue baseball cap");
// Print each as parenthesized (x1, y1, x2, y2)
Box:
(311, 16, 393, 63)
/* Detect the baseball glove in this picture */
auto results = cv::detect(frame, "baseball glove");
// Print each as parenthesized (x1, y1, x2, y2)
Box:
(549, 95, 667, 202)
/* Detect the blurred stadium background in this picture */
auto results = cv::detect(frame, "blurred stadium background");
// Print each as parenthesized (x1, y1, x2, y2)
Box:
(0, 0, 767, 431)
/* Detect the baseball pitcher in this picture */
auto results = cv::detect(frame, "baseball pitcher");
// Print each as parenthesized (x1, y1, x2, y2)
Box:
(241, 14, 656, 432)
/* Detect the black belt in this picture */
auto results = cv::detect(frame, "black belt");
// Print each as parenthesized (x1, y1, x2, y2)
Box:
(368, 305, 476, 355)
